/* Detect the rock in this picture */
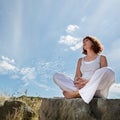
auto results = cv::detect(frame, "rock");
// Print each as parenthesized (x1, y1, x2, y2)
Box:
(0, 100, 35, 120)
(39, 98, 120, 120)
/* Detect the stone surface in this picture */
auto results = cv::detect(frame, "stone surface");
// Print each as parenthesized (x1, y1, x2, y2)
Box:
(0, 100, 35, 120)
(39, 98, 120, 120)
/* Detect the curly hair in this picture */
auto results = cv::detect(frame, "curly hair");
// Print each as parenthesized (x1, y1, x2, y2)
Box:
(82, 35, 103, 55)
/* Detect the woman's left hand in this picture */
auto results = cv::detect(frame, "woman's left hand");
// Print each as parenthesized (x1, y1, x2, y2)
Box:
(74, 78, 88, 89)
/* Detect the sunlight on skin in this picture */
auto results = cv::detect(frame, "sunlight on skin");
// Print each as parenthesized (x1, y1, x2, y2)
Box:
(63, 91, 80, 98)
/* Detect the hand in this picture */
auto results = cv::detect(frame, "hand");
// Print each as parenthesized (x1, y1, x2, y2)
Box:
(74, 77, 88, 89)
(74, 76, 82, 82)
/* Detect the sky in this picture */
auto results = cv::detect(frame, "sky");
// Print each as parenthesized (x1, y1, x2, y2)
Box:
(0, 0, 120, 98)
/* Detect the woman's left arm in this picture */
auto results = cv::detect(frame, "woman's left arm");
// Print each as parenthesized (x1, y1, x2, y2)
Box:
(100, 55, 108, 68)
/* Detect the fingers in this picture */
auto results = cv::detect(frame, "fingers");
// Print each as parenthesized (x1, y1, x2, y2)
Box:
(74, 77, 89, 89)
(74, 80, 88, 89)
(74, 79, 88, 85)
(74, 77, 83, 82)
(74, 80, 79, 84)
(75, 83, 84, 89)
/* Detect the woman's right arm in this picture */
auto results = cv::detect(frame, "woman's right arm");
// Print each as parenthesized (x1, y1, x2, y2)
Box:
(74, 58, 82, 81)
(74, 58, 88, 89)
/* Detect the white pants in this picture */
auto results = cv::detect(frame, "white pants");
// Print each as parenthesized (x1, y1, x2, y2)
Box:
(53, 67, 115, 104)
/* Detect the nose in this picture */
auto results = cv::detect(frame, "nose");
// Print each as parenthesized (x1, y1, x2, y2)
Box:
(83, 39, 86, 43)
(83, 40, 86, 45)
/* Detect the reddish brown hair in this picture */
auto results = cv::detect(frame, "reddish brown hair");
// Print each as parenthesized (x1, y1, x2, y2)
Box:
(82, 35, 103, 55)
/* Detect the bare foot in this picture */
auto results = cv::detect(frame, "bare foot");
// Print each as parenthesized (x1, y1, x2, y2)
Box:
(63, 91, 80, 98)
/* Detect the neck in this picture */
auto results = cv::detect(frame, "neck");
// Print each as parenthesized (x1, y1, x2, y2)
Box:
(86, 50, 97, 57)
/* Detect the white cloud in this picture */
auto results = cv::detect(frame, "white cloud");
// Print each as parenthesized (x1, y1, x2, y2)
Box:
(0, 61, 16, 71)
(20, 67, 36, 81)
(66, 25, 79, 33)
(0, 56, 65, 92)
(106, 38, 120, 70)
(0, 56, 37, 84)
(0, 56, 18, 74)
(59, 35, 82, 51)
(109, 83, 120, 93)
(70, 42, 83, 51)
(59, 25, 83, 51)
(108, 83, 120, 98)
(1, 56, 15, 64)
(59, 35, 80, 46)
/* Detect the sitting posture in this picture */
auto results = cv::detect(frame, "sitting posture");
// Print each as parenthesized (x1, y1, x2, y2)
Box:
(53, 35, 115, 104)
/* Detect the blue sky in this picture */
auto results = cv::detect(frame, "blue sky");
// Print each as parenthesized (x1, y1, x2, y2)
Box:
(0, 0, 120, 98)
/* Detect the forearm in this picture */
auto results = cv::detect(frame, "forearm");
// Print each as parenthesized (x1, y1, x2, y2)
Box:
(74, 74, 82, 81)
(74, 76, 81, 81)
(74, 58, 82, 81)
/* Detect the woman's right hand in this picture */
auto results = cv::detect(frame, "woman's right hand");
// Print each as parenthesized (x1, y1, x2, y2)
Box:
(74, 77, 88, 89)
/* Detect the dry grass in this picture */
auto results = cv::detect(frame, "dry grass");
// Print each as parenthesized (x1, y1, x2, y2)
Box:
(0, 95, 42, 120)
(5, 107, 24, 120)
(0, 94, 10, 102)
(14, 95, 42, 120)
(0, 94, 10, 107)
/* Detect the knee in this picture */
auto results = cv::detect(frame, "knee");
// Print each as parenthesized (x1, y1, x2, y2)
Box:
(100, 67, 115, 81)
(107, 68, 115, 81)
(105, 67, 115, 76)
(53, 72, 59, 82)
(95, 67, 114, 74)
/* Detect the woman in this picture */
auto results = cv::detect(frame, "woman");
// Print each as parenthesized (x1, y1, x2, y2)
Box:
(53, 35, 115, 104)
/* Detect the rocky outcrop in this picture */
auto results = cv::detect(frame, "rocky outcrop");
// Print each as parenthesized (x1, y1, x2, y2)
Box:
(0, 100, 35, 120)
(39, 98, 120, 120)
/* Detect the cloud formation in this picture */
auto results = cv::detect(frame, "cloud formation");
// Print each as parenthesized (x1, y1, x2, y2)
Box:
(109, 83, 120, 93)
(66, 24, 79, 33)
(59, 35, 80, 46)
(108, 83, 120, 98)
(20, 67, 36, 81)
(59, 25, 82, 51)
(0, 56, 18, 74)
(0, 56, 64, 91)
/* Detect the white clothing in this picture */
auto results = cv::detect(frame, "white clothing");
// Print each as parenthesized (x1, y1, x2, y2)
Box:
(79, 67, 115, 103)
(53, 55, 115, 104)
(53, 72, 78, 92)
(80, 55, 100, 80)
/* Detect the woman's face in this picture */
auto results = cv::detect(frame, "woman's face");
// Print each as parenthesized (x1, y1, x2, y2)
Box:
(83, 38, 93, 50)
